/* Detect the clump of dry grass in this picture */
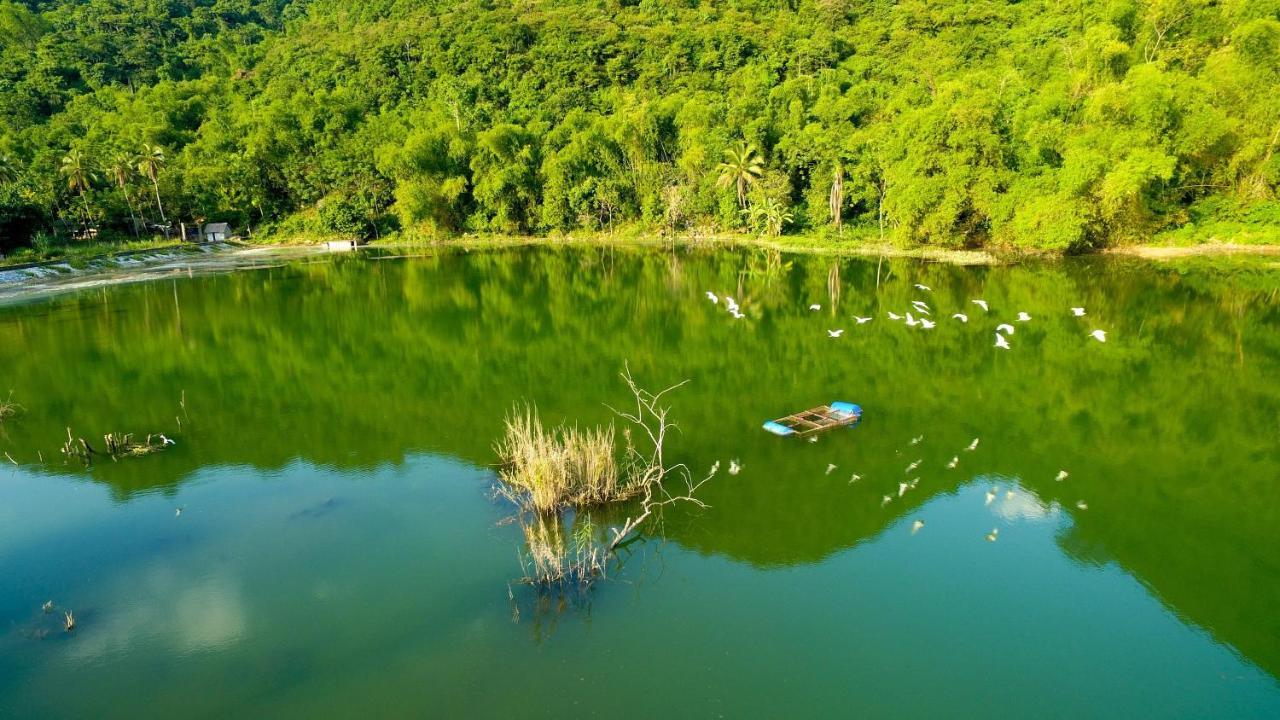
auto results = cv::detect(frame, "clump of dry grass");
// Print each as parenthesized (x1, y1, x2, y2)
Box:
(494, 406, 636, 513)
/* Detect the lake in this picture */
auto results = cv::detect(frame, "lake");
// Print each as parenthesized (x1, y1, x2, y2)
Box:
(1, 246, 1278, 718)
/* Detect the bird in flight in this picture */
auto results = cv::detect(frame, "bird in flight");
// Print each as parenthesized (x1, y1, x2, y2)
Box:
(996, 323, 1015, 335)
(911, 520, 925, 535)
(972, 299, 989, 311)
(952, 313, 968, 323)
(966, 438, 980, 451)
(914, 283, 932, 291)
(828, 329, 844, 338)
(706, 291, 719, 304)
(1017, 311, 1032, 322)
(1072, 307, 1086, 317)
(854, 316, 872, 324)
(810, 304, 821, 311)
(1056, 470, 1069, 482)
(1089, 329, 1107, 343)
(888, 311, 903, 320)
(995, 333, 1011, 350)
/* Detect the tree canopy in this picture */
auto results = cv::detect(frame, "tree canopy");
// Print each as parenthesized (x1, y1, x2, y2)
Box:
(1, 0, 1278, 250)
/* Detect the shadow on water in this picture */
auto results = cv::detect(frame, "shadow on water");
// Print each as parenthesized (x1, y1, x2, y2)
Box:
(0, 246, 1278, 687)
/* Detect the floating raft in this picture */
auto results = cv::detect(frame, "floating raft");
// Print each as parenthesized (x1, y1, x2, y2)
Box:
(763, 402, 863, 437)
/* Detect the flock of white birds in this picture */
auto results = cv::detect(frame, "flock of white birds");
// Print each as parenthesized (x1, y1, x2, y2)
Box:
(706, 278, 1100, 541)
(848, 431, 1089, 543)
(705, 282, 1110, 348)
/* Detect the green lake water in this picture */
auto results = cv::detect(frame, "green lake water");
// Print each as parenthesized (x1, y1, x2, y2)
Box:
(0, 247, 1278, 718)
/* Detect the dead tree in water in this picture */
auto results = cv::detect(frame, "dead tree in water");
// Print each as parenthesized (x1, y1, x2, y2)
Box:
(605, 367, 712, 552)
(62, 428, 172, 463)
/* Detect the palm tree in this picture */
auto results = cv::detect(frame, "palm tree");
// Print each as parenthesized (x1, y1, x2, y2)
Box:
(59, 149, 96, 232)
(716, 142, 764, 209)
(137, 143, 167, 224)
(107, 153, 140, 236)
(744, 195, 793, 237)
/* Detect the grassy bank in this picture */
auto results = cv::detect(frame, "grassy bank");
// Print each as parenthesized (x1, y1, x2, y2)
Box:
(0, 237, 186, 269)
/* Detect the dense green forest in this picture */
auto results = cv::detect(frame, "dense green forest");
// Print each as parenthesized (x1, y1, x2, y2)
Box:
(1, 0, 1278, 252)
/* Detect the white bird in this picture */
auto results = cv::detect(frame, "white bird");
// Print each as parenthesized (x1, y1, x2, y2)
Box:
(914, 283, 932, 291)
(726, 301, 740, 315)
(730, 309, 745, 319)
(972, 299, 989, 312)
(725, 296, 736, 308)
(920, 318, 936, 329)
(952, 313, 968, 323)
(882, 495, 893, 507)
(911, 519, 925, 535)
(810, 304, 821, 311)
(826, 463, 837, 475)
(996, 323, 1015, 335)
(1005, 490, 1015, 500)
(808, 437, 819, 444)
(854, 316, 872, 325)
(710, 461, 721, 476)
(905, 312, 919, 327)
(966, 438, 980, 451)
(986, 528, 1000, 542)
(1089, 329, 1107, 343)
(1055, 470, 1069, 482)
(1072, 307, 1086, 317)
(159, 434, 176, 446)
(995, 333, 1011, 350)
(848, 473, 862, 484)
(729, 460, 741, 475)
(888, 311, 903, 320)
(909, 477, 919, 489)
(1076, 500, 1089, 510)
(947, 456, 959, 469)
(175, 507, 183, 517)
(905, 459, 921, 473)
(42, 600, 54, 613)
(828, 329, 844, 338)
(910, 435, 924, 445)
(911, 301, 931, 315)
(706, 291, 719, 304)
(1017, 311, 1031, 322)
(985, 489, 997, 505)
(899, 482, 910, 497)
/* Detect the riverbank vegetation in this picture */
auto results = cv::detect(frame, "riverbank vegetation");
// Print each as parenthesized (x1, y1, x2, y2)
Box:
(2, 1, 1279, 253)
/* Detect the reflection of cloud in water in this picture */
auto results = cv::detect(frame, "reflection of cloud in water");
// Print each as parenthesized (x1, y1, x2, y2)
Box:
(991, 486, 1059, 522)
(69, 565, 246, 662)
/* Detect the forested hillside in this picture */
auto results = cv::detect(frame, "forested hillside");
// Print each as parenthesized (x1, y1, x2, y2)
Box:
(1, 0, 1278, 251)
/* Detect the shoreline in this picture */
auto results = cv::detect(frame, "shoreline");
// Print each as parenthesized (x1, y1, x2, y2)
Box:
(5, 232, 1280, 275)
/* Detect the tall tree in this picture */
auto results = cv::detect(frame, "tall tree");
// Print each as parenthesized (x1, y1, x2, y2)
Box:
(137, 144, 167, 225)
(59, 148, 95, 232)
(107, 153, 140, 236)
(829, 164, 845, 232)
(717, 142, 764, 210)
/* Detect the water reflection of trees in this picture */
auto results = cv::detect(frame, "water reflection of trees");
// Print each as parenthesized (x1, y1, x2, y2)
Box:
(0, 247, 1277, 675)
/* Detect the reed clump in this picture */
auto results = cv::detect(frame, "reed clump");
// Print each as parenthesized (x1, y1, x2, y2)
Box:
(494, 406, 637, 513)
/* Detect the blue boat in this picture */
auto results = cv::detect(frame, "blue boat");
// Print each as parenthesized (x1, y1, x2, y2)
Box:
(763, 402, 863, 437)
